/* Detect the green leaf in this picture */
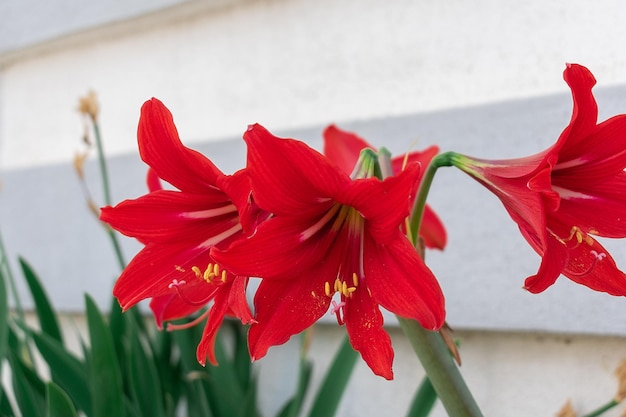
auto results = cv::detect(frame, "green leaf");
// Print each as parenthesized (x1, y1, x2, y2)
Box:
(0, 385, 15, 417)
(306, 334, 357, 417)
(46, 382, 78, 417)
(18, 257, 62, 343)
(406, 376, 438, 417)
(85, 294, 124, 417)
(127, 319, 165, 417)
(277, 357, 313, 417)
(30, 330, 92, 415)
(8, 350, 45, 417)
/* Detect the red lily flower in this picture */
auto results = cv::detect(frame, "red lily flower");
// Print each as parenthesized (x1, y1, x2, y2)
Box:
(450, 63, 626, 295)
(323, 124, 447, 250)
(100, 98, 256, 365)
(211, 124, 445, 379)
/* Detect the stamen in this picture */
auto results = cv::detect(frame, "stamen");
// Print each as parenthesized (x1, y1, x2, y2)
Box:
(352, 273, 359, 287)
(568, 250, 607, 277)
(192, 262, 228, 284)
(166, 309, 211, 331)
(168, 278, 215, 306)
(324, 282, 331, 297)
(191, 266, 202, 278)
(300, 204, 342, 241)
(564, 226, 594, 249)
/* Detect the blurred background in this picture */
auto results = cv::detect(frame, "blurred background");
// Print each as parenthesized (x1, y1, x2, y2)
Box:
(1, 0, 626, 415)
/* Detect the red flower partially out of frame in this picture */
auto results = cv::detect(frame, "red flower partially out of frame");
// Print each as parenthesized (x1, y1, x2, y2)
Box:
(212, 124, 445, 380)
(323, 125, 447, 250)
(451, 63, 626, 295)
(100, 98, 256, 365)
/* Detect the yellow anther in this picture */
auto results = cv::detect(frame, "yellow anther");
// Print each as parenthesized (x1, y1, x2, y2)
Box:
(352, 273, 359, 287)
(575, 230, 583, 244)
(341, 281, 348, 296)
(346, 286, 357, 294)
(334, 278, 342, 292)
(324, 282, 331, 297)
(203, 266, 213, 282)
(191, 266, 202, 278)
(213, 263, 220, 276)
(221, 270, 227, 283)
(569, 226, 594, 246)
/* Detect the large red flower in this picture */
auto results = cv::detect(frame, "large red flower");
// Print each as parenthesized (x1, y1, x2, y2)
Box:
(450, 63, 626, 295)
(211, 124, 445, 379)
(323, 125, 447, 250)
(100, 98, 255, 365)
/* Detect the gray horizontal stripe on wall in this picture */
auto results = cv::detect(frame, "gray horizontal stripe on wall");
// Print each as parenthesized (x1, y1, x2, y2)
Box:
(2, 85, 626, 336)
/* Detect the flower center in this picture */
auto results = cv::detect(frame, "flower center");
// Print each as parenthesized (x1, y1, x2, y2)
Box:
(323, 272, 360, 325)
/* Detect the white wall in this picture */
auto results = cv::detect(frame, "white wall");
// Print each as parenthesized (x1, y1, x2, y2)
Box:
(2, 0, 626, 415)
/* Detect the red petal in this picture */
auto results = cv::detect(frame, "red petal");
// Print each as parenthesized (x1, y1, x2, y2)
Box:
(421, 205, 447, 250)
(244, 124, 350, 216)
(323, 124, 373, 174)
(345, 164, 420, 243)
(149, 293, 205, 329)
(113, 242, 212, 309)
(213, 216, 331, 278)
(101, 190, 239, 244)
(391, 146, 439, 175)
(555, 64, 599, 158)
(146, 168, 163, 192)
(196, 287, 231, 366)
(138, 98, 224, 194)
(563, 236, 626, 296)
(248, 274, 331, 361)
(227, 276, 255, 325)
(364, 233, 445, 330)
(344, 288, 394, 380)
(551, 173, 626, 238)
(523, 234, 568, 293)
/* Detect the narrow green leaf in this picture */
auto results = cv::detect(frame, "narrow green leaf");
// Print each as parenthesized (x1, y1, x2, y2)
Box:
(18, 257, 62, 343)
(0, 251, 9, 363)
(280, 357, 313, 417)
(0, 384, 16, 416)
(406, 376, 438, 417)
(30, 330, 91, 414)
(85, 294, 124, 417)
(306, 334, 358, 417)
(8, 351, 46, 417)
(46, 382, 78, 417)
(127, 319, 165, 417)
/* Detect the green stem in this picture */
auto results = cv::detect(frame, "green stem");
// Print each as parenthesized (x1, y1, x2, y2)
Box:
(92, 122, 112, 207)
(582, 399, 620, 417)
(398, 317, 483, 417)
(408, 151, 455, 246)
(92, 119, 126, 270)
(402, 150, 483, 417)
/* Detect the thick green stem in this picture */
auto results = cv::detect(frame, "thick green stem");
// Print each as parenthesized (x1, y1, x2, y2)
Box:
(402, 150, 483, 417)
(398, 318, 483, 417)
